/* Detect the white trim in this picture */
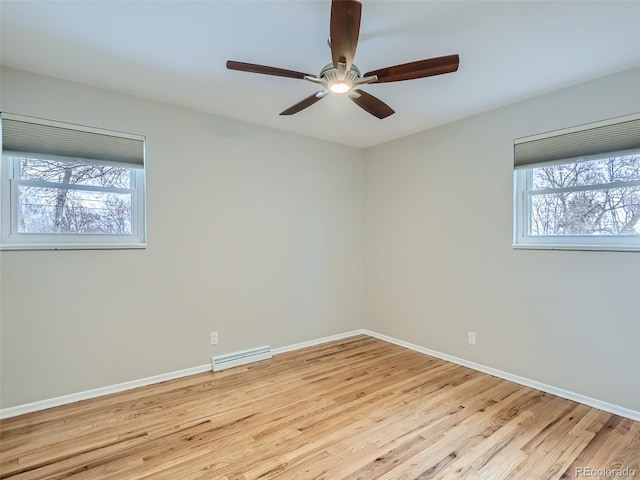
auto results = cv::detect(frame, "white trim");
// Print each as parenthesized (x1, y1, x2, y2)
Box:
(363, 330, 640, 422)
(512, 163, 640, 251)
(1, 155, 147, 248)
(271, 329, 366, 355)
(4, 328, 636, 422)
(0, 364, 211, 419)
(0, 243, 148, 251)
(512, 243, 640, 252)
(0, 330, 365, 419)
(528, 178, 640, 196)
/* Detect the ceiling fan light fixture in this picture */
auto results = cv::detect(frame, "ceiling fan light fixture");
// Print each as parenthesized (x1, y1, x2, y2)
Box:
(320, 63, 360, 94)
(329, 81, 351, 94)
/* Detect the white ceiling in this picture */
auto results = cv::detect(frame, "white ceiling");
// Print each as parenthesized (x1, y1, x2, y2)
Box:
(1, 1, 639, 149)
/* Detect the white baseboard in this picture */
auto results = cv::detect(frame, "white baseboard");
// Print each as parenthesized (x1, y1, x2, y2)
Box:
(363, 329, 640, 422)
(0, 364, 212, 420)
(0, 330, 366, 419)
(3, 328, 637, 422)
(271, 329, 365, 355)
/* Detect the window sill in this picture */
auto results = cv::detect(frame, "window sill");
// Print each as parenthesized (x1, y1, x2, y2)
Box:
(512, 243, 640, 252)
(0, 243, 147, 251)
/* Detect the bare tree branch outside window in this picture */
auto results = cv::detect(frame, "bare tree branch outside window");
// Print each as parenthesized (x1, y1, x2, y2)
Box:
(528, 155, 640, 237)
(16, 157, 133, 235)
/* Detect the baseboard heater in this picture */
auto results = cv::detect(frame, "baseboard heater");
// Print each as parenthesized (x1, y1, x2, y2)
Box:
(211, 345, 272, 372)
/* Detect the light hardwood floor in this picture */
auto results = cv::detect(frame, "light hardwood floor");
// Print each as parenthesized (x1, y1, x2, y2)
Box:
(1, 335, 638, 479)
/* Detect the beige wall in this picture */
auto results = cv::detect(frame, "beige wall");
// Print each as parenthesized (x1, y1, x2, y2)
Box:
(2, 66, 639, 413)
(364, 67, 640, 412)
(0, 67, 365, 408)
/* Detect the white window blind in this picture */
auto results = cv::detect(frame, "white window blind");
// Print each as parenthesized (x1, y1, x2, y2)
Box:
(1, 113, 144, 167)
(514, 115, 640, 169)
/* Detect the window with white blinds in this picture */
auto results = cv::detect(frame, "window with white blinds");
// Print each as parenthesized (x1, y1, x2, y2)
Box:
(1, 113, 147, 249)
(513, 114, 640, 251)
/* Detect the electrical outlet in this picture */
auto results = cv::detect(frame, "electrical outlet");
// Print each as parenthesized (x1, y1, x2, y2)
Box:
(468, 331, 476, 345)
(210, 331, 219, 345)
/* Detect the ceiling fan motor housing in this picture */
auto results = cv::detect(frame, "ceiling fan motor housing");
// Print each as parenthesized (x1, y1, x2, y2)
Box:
(320, 62, 361, 82)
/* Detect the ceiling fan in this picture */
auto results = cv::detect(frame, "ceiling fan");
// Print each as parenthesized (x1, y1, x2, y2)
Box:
(226, 0, 459, 119)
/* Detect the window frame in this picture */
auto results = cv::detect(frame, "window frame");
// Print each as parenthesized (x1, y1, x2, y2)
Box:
(513, 149, 640, 252)
(1, 114, 146, 250)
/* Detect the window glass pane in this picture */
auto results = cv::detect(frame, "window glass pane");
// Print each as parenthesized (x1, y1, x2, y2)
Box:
(18, 185, 132, 235)
(529, 187, 640, 236)
(531, 154, 640, 190)
(17, 157, 131, 189)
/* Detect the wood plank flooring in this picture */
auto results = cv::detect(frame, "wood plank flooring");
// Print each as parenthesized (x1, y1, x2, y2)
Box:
(1, 335, 638, 479)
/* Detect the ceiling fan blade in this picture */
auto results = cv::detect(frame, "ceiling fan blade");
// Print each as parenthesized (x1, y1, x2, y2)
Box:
(226, 61, 313, 80)
(350, 90, 395, 119)
(330, 0, 362, 71)
(280, 92, 326, 116)
(365, 54, 460, 83)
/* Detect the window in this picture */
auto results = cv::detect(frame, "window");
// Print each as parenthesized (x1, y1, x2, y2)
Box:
(514, 114, 640, 251)
(1, 113, 146, 249)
